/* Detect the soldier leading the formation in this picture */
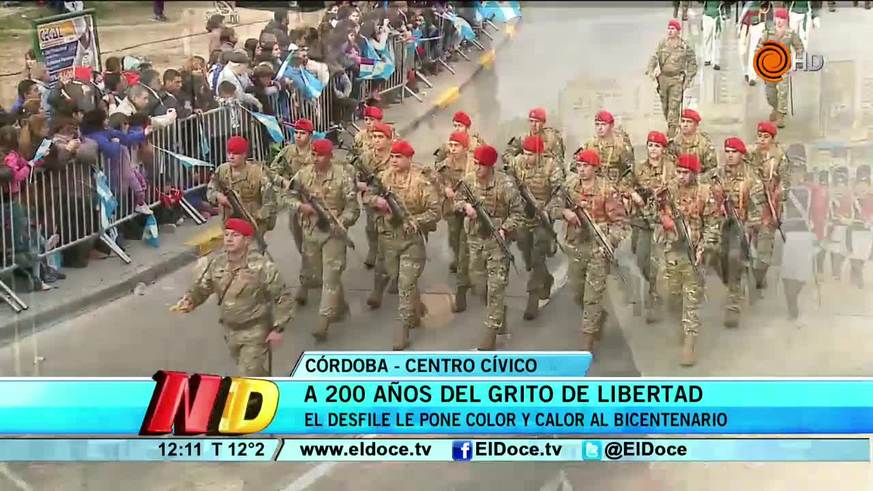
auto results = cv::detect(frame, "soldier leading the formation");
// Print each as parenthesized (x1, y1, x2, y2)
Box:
(757, 8, 805, 129)
(646, 19, 698, 138)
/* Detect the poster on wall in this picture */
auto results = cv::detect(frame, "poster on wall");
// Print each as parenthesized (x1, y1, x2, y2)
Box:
(31, 9, 101, 86)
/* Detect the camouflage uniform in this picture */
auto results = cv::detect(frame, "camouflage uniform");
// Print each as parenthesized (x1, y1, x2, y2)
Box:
(432, 152, 476, 273)
(207, 161, 278, 232)
(646, 37, 698, 137)
(356, 148, 393, 266)
(185, 251, 295, 376)
(269, 142, 314, 256)
(505, 152, 565, 314)
(757, 27, 804, 124)
(353, 129, 377, 156)
(503, 128, 565, 165)
(583, 132, 635, 184)
(748, 143, 789, 286)
(287, 163, 360, 326)
(669, 132, 718, 181)
(433, 132, 486, 163)
(454, 171, 524, 339)
(366, 165, 440, 349)
(549, 173, 626, 344)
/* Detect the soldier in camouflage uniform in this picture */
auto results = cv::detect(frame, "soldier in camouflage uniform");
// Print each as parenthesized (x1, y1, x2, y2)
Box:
(452, 144, 524, 350)
(668, 109, 718, 181)
(433, 111, 486, 164)
(506, 135, 565, 320)
(748, 121, 788, 292)
(652, 154, 721, 366)
(645, 19, 698, 138)
(758, 9, 804, 129)
(712, 137, 765, 328)
(502, 107, 565, 165)
(626, 131, 675, 323)
(365, 140, 440, 350)
(582, 110, 635, 185)
(287, 139, 360, 340)
(173, 218, 294, 377)
(354, 122, 394, 269)
(208, 136, 277, 233)
(432, 131, 475, 275)
(352, 105, 385, 156)
(268, 118, 315, 266)
(550, 149, 626, 355)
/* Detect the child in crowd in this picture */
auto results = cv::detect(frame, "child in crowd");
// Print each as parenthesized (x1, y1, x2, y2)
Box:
(107, 112, 151, 215)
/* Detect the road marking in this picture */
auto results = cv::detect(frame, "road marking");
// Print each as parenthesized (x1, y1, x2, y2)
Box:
(434, 86, 460, 108)
(0, 464, 33, 491)
(280, 462, 338, 491)
(539, 469, 573, 491)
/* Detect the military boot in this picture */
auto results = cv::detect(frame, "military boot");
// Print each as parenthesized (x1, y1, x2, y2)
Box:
(769, 109, 778, 122)
(754, 268, 768, 290)
(724, 309, 740, 328)
(579, 332, 596, 353)
(312, 317, 330, 342)
(364, 248, 376, 269)
(478, 328, 497, 350)
(449, 259, 457, 273)
(774, 112, 786, 129)
(388, 276, 399, 294)
(523, 292, 539, 320)
(645, 305, 662, 324)
(452, 286, 468, 312)
(411, 301, 427, 329)
(680, 334, 697, 367)
(393, 322, 411, 351)
(540, 273, 554, 301)
(367, 275, 387, 310)
(294, 286, 308, 305)
(330, 301, 350, 323)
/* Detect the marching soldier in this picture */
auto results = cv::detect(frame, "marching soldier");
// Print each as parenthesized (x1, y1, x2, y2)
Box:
(172, 218, 294, 377)
(353, 105, 386, 156)
(582, 111, 635, 185)
(550, 149, 626, 354)
(287, 139, 360, 339)
(432, 131, 475, 274)
(653, 154, 721, 366)
(503, 107, 565, 165)
(757, 8, 804, 128)
(453, 144, 524, 349)
(354, 122, 394, 269)
(433, 111, 486, 163)
(780, 160, 818, 321)
(713, 137, 765, 328)
(506, 135, 565, 320)
(849, 165, 873, 288)
(739, 1, 768, 87)
(668, 109, 718, 180)
(646, 19, 698, 138)
(208, 136, 277, 233)
(701, 1, 726, 70)
(365, 140, 440, 350)
(627, 131, 675, 323)
(788, 0, 821, 51)
(827, 166, 852, 281)
(748, 121, 788, 292)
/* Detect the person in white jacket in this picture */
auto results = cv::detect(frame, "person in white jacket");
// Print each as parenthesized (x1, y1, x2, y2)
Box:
(110, 85, 177, 129)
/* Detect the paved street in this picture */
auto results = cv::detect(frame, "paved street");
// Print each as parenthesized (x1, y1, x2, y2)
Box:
(2, 2, 873, 490)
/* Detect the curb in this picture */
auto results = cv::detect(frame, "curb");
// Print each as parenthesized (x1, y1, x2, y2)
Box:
(0, 25, 516, 343)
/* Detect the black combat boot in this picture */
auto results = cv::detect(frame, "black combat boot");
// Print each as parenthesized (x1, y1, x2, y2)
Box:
(452, 286, 468, 313)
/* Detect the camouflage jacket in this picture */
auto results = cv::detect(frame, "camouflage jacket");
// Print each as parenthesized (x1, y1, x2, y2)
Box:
(353, 148, 392, 180)
(433, 131, 486, 163)
(453, 171, 525, 241)
(505, 153, 565, 228)
(653, 182, 722, 253)
(503, 127, 565, 164)
(287, 163, 360, 238)
(759, 27, 805, 58)
(668, 131, 718, 179)
(432, 154, 475, 216)
(749, 143, 789, 225)
(366, 166, 441, 237)
(269, 142, 313, 180)
(207, 161, 278, 230)
(629, 157, 676, 226)
(549, 174, 627, 247)
(713, 163, 766, 228)
(187, 251, 295, 330)
(583, 132, 635, 183)
(646, 37, 698, 80)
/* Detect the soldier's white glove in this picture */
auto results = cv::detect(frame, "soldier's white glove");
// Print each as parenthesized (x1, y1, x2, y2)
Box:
(812, 17, 821, 29)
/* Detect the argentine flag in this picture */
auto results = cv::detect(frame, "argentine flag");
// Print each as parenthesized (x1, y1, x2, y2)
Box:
(93, 168, 119, 243)
(441, 11, 477, 42)
(276, 52, 324, 100)
(142, 214, 160, 248)
(251, 112, 285, 143)
(157, 148, 214, 169)
(478, 1, 521, 23)
(359, 37, 395, 80)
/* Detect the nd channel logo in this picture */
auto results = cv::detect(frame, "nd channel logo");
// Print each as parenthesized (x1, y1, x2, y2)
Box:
(452, 440, 473, 461)
(582, 440, 602, 461)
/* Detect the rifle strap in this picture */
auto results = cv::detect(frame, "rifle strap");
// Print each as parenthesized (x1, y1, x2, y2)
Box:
(217, 266, 241, 306)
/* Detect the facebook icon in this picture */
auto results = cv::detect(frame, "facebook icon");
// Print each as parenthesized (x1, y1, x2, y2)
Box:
(452, 440, 473, 461)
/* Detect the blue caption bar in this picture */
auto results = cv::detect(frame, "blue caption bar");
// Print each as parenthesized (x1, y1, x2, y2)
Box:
(290, 352, 592, 379)
(0, 439, 279, 461)
(581, 439, 870, 462)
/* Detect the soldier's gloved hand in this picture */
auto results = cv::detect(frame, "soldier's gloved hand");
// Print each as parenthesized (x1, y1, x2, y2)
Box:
(562, 208, 580, 227)
(444, 186, 455, 199)
(813, 17, 821, 29)
(216, 193, 231, 208)
(299, 203, 316, 216)
(171, 295, 194, 313)
(266, 329, 283, 347)
(373, 197, 390, 214)
(630, 191, 645, 207)
(356, 181, 368, 192)
(403, 220, 420, 235)
(464, 203, 478, 219)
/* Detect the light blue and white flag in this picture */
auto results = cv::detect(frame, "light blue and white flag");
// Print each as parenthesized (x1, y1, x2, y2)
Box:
(251, 112, 285, 143)
(156, 147, 214, 169)
(197, 120, 211, 161)
(359, 37, 396, 80)
(478, 1, 521, 23)
(142, 214, 159, 248)
(312, 131, 327, 141)
(283, 66, 324, 100)
(28, 139, 52, 167)
(93, 168, 118, 242)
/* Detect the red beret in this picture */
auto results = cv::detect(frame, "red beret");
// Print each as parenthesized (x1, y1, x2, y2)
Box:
(225, 218, 254, 237)
(647, 131, 668, 147)
(312, 138, 334, 156)
(668, 19, 681, 31)
(677, 154, 701, 173)
(390, 140, 415, 158)
(528, 107, 546, 122)
(522, 135, 545, 153)
(775, 8, 789, 20)
(363, 106, 383, 120)
(449, 131, 469, 148)
(724, 137, 747, 154)
(74, 66, 93, 82)
(372, 122, 393, 137)
(292, 118, 314, 133)
(473, 145, 498, 167)
(757, 121, 777, 136)
(226, 136, 249, 155)
(681, 109, 701, 123)
(122, 71, 140, 87)
(575, 149, 600, 167)
(595, 110, 614, 125)
(452, 111, 472, 127)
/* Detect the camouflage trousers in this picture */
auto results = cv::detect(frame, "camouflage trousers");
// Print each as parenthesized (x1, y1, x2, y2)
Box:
(765, 77, 790, 115)
(566, 242, 609, 335)
(658, 74, 685, 137)
(516, 224, 554, 295)
(378, 233, 426, 327)
(461, 236, 510, 332)
(446, 212, 469, 269)
(223, 320, 271, 377)
(664, 249, 704, 336)
(722, 225, 748, 314)
(632, 227, 662, 308)
(753, 226, 777, 269)
(302, 233, 348, 319)
(290, 210, 310, 285)
(365, 207, 379, 259)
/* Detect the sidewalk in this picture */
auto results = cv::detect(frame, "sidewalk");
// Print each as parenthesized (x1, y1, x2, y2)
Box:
(0, 23, 516, 343)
